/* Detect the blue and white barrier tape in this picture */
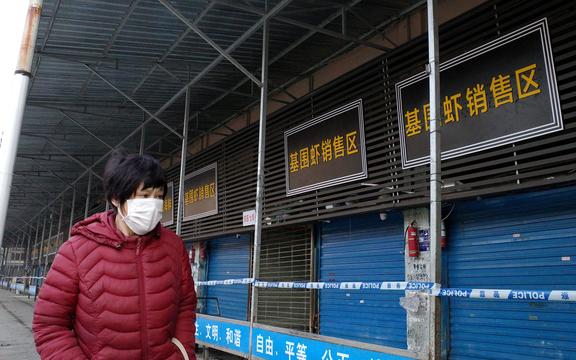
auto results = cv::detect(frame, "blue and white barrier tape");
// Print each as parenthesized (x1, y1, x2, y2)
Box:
(253, 281, 439, 291)
(195, 278, 576, 302)
(196, 278, 254, 286)
(432, 288, 576, 302)
(196, 279, 437, 290)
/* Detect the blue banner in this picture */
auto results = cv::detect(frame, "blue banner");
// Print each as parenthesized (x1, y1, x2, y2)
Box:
(196, 315, 415, 360)
(251, 327, 412, 360)
(196, 316, 250, 356)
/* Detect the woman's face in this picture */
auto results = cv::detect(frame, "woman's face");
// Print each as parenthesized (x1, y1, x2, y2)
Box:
(118, 182, 164, 215)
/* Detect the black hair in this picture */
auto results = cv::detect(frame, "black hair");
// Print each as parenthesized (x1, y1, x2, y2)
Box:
(103, 153, 167, 206)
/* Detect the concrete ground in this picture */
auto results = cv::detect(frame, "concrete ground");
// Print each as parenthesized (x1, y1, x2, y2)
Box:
(0, 289, 40, 360)
(0, 289, 242, 360)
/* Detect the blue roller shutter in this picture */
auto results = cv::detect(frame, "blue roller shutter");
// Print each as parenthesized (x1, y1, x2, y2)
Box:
(206, 234, 250, 321)
(319, 212, 406, 348)
(447, 186, 576, 359)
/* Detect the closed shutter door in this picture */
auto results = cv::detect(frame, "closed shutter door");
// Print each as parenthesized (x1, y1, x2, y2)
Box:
(319, 212, 406, 348)
(206, 235, 250, 320)
(257, 225, 312, 331)
(447, 186, 576, 359)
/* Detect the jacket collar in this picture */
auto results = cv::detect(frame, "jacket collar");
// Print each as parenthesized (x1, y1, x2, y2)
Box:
(71, 210, 161, 248)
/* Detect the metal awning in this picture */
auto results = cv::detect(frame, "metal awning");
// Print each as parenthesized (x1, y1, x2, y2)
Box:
(4, 0, 423, 243)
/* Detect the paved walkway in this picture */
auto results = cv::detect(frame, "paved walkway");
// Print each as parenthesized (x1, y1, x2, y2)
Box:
(0, 289, 39, 360)
(0, 289, 241, 360)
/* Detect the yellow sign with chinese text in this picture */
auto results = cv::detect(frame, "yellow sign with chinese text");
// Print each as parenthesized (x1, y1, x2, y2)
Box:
(396, 19, 562, 169)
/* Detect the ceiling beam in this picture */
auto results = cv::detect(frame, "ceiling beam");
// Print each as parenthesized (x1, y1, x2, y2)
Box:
(212, 0, 391, 51)
(159, 0, 262, 87)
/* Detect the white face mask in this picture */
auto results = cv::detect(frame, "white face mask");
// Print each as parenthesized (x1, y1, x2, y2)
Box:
(117, 198, 164, 235)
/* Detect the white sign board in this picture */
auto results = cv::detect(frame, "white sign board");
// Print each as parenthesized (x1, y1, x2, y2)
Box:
(242, 209, 256, 227)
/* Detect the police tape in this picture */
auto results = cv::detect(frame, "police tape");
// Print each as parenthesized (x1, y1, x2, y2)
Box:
(431, 288, 576, 302)
(195, 279, 576, 302)
(196, 278, 255, 286)
(195, 279, 436, 290)
(253, 280, 440, 291)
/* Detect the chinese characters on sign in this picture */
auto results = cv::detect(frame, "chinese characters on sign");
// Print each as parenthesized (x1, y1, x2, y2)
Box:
(242, 209, 256, 227)
(404, 64, 541, 137)
(161, 181, 174, 226)
(252, 327, 411, 360)
(195, 316, 250, 356)
(284, 99, 367, 196)
(395, 19, 562, 168)
(184, 182, 216, 205)
(183, 163, 218, 221)
(288, 132, 359, 173)
(196, 314, 414, 360)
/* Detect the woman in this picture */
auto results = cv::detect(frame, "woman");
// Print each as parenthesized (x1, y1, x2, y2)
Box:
(33, 154, 196, 360)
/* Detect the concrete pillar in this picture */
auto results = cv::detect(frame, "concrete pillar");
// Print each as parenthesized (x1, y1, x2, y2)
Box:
(403, 207, 433, 356)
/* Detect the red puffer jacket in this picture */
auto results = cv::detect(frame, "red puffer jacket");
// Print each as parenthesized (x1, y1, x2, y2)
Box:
(33, 211, 196, 360)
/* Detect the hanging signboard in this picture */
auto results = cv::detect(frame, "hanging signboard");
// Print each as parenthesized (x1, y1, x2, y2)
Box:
(284, 99, 368, 196)
(183, 163, 218, 221)
(161, 181, 174, 226)
(396, 18, 562, 169)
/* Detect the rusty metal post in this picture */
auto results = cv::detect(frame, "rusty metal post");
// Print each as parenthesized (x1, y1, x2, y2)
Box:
(0, 0, 43, 248)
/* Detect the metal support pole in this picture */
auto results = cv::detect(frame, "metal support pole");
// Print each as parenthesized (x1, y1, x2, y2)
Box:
(6, 246, 12, 276)
(24, 226, 32, 271)
(56, 198, 64, 246)
(3, 247, 9, 273)
(427, 0, 442, 358)
(17, 231, 25, 275)
(43, 211, 54, 276)
(22, 231, 28, 274)
(0, 0, 43, 248)
(28, 219, 40, 270)
(37, 214, 47, 272)
(1, 247, 7, 271)
(12, 237, 17, 275)
(68, 188, 76, 236)
(12, 235, 19, 275)
(248, 6, 269, 359)
(84, 173, 92, 219)
(176, 72, 190, 236)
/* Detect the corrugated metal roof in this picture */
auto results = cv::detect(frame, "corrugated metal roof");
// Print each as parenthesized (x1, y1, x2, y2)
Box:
(5, 0, 421, 242)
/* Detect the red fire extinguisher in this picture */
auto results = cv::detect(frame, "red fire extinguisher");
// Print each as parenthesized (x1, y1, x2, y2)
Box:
(406, 221, 419, 257)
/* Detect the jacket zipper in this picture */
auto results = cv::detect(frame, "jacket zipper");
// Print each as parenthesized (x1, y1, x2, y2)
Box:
(136, 238, 149, 360)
